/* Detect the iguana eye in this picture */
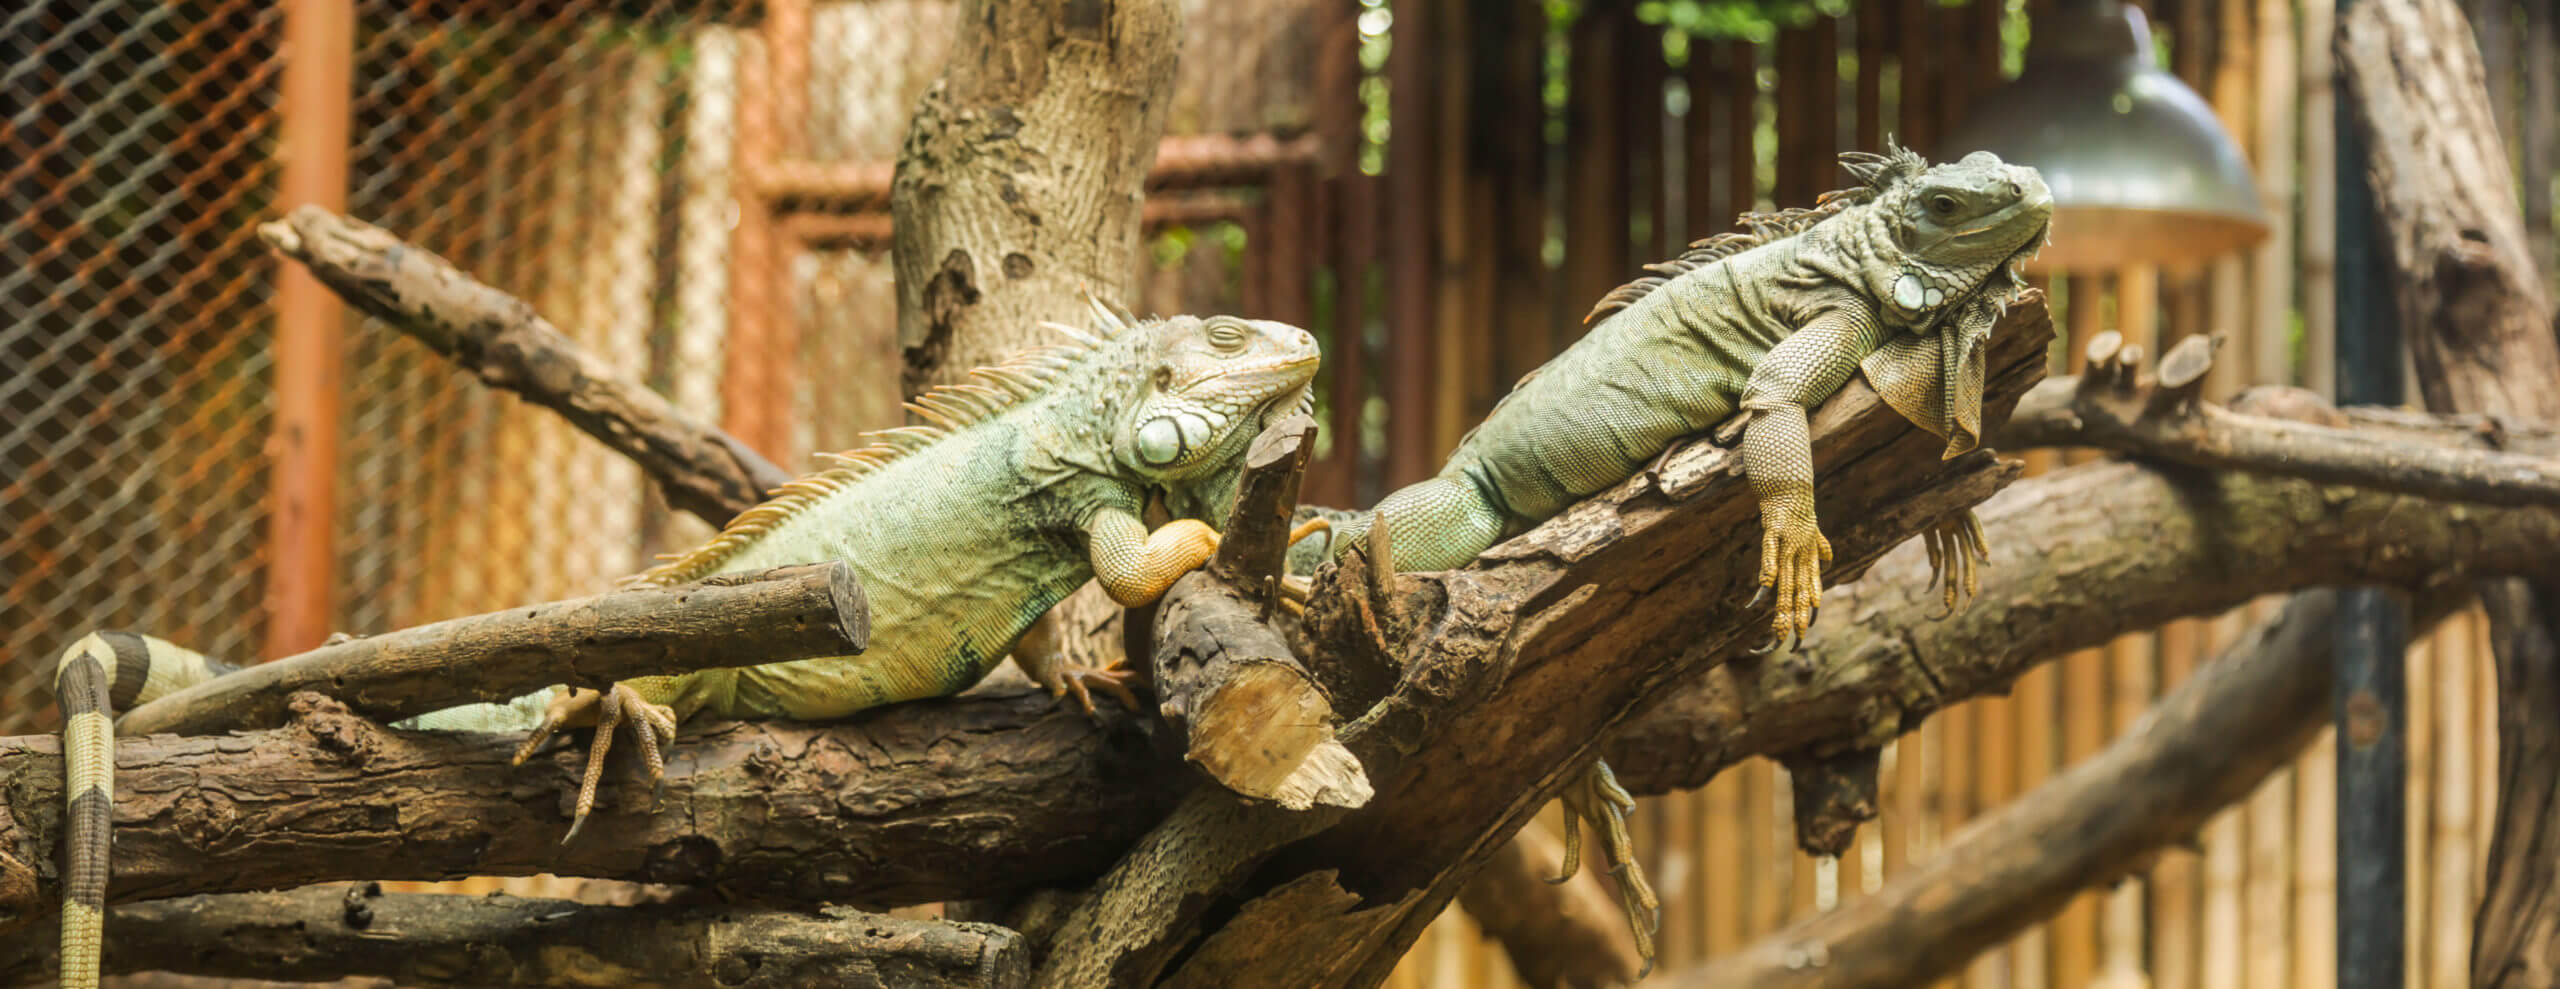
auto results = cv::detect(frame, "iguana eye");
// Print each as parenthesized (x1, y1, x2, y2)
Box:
(1928, 194, 1960, 216)
(1205, 318, 1247, 351)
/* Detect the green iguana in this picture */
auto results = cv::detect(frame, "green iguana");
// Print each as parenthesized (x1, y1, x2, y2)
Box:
(1291, 144, 2053, 969)
(48, 302, 1320, 989)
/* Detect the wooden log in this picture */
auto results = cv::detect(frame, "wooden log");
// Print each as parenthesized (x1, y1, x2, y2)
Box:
(2339, 2, 2560, 983)
(116, 561, 870, 737)
(1666, 587, 2471, 989)
(1155, 415, 1369, 811)
(0, 690, 1180, 928)
(257, 206, 792, 527)
(0, 883, 1027, 989)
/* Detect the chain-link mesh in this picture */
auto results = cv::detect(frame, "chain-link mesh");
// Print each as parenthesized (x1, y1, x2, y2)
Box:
(4, 0, 285, 731)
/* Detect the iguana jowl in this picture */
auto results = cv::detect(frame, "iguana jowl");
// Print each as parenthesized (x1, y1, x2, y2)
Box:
(48, 302, 1320, 989)
(1295, 144, 2053, 968)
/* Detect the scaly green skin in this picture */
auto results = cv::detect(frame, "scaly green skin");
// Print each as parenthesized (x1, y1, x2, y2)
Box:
(1290, 145, 2054, 972)
(48, 303, 1318, 989)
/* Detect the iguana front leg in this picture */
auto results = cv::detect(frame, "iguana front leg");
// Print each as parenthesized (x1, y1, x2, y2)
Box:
(1738, 308, 1884, 647)
(511, 680, 679, 842)
(1087, 507, 1221, 608)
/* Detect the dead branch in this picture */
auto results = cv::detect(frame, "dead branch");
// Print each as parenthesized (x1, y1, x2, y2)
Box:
(116, 562, 869, 737)
(1033, 295, 2055, 986)
(258, 206, 792, 526)
(1605, 388, 2560, 799)
(1669, 586, 2470, 989)
(0, 690, 1181, 930)
(0, 883, 1026, 988)
(2340, 1, 2560, 983)
(1152, 415, 1367, 811)
(1995, 331, 2560, 506)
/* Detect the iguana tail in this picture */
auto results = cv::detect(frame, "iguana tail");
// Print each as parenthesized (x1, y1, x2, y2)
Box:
(51, 631, 235, 989)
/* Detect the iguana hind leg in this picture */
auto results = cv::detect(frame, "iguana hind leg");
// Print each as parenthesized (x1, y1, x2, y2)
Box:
(1553, 758, 1661, 974)
(512, 681, 678, 843)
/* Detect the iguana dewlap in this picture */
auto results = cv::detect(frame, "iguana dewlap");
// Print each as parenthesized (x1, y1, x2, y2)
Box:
(1291, 144, 2054, 971)
(47, 302, 1319, 989)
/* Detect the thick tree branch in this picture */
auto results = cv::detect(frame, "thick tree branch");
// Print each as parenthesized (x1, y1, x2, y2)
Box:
(0, 691, 1182, 930)
(0, 883, 1026, 988)
(1455, 823, 1642, 989)
(117, 562, 869, 737)
(1606, 392, 2560, 798)
(2340, 1, 2560, 983)
(10, 387, 2555, 951)
(1034, 295, 2055, 986)
(258, 206, 791, 526)
(1669, 586, 2469, 989)
(1997, 331, 2560, 506)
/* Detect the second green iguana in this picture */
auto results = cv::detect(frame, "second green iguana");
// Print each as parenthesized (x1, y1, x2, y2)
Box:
(1291, 143, 2053, 969)
(48, 300, 1320, 989)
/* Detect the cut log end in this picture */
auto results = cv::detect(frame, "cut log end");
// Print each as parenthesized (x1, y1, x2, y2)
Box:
(1184, 662, 1370, 811)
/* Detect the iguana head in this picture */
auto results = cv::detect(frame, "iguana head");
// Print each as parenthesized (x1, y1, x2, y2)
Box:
(1888, 150, 2053, 273)
(1114, 314, 1320, 484)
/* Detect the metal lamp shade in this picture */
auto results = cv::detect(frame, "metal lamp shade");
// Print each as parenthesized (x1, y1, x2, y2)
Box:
(1939, 1, 2269, 272)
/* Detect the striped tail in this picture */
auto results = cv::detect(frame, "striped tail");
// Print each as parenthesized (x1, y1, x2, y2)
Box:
(51, 631, 234, 989)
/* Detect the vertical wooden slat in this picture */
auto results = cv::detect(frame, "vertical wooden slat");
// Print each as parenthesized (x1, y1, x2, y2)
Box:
(1311, 0, 1365, 508)
(1855, 2, 1885, 155)
(2152, 613, 2208, 989)
(1807, 13, 1839, 176)
(267, 0, 354, 658)
(2403, 621, 2437, 988)
(1773, 23, 1811, 207)
(2431, 616, 2478, 989)
(1727, 40, 1760, 216)
(2299, 0, 2339, 400)
(1490, 0, 1553, 395)
(1383, 0, 1437, 489)
(1896, 0, 1937, 156)
(1562, 4, 1631, 316)
(1626, 19, 1667, 260)
(1428, 0, 1478, 461)
(1684, 40, 1725, 241)
(2253, 0, 2298, 387)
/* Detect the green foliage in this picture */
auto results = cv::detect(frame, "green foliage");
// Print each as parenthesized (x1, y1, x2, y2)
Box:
(1633, 0, 1851, 44)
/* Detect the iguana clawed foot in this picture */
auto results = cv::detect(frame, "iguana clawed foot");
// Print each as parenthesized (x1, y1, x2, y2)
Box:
(512, 682, 678, 843)
(1751, 509, 1834, 652)
(1552, 759, 1661, 975)
(1049, 657, 1143, 718)
(1923, 510, 1989, 611)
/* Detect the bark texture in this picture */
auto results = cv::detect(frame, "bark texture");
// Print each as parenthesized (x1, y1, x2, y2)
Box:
(1153, 416, 1367, 810)
(257, 206, 791, 527)
(0, 883, 1027, 988)
(890, 0, 1181, 394)
(1031, 294, 2056, 987)
(1670, 588, 2468, 989)
(116, 562, 869, 737)
(1606, 387, 2560, 798)
(2339, 2, 2560, 982)
(0, 691, 1180, 930)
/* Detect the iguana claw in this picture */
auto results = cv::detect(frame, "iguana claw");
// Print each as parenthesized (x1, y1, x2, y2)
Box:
(1051, 656, 1143, 718)
(1923, 510, 1990, 613)
(513, 683, 677, 843)
(1553, 759, 1660, 974)
(1756, 511, 1833, 645)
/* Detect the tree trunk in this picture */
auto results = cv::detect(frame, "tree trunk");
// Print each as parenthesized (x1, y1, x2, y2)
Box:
(889, 0, 1188, 714)
(2337, 2, 2560, 983)
(890, 0, 1181, 393)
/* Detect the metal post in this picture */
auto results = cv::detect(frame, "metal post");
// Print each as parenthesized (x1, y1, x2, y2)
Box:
(266, 0, 353, 658)
(2332, 0, 2406, 981)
